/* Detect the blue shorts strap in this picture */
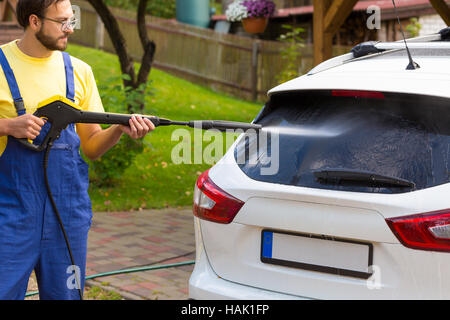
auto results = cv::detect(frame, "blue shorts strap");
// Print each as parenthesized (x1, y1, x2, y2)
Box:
(0, 48, 26, 116)
(62, 52, 75, 102)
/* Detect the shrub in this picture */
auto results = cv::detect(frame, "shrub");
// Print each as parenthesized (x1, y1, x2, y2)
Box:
(406, 17, 422, 38)
(88, 74, 155, 187)
(276, 24, 305, 84)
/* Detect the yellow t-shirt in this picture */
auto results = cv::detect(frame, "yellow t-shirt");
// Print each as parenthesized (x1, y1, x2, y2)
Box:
(0, 40, 104, 156)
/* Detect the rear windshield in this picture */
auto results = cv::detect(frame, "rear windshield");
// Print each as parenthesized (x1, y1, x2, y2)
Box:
(235, 91, 450, 194)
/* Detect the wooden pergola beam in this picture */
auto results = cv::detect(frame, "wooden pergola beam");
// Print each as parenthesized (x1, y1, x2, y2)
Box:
(314, 0, 358, 66)
(429, 0, 450, 25)
(324, 0, 359, 34)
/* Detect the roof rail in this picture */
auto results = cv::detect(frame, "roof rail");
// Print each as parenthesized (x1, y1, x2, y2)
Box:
(440, 27, 450, 41)
(376, 42, 450, 50)
(308, 27, 450, 76)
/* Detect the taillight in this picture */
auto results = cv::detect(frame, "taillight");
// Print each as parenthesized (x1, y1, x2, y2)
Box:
(193, 169, 244, 224)
(386, 209, 450, 252)
(332, 90, 385, 99)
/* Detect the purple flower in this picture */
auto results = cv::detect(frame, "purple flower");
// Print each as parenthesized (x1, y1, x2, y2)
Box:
(242, 0, 276, 18)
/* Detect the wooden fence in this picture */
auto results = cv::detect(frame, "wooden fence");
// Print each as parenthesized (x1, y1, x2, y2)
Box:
(71, 0, 350, 102)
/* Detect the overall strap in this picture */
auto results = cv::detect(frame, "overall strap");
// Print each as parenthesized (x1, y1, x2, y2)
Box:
(0, 47, 26, 116)
(62, 52, 75, 102)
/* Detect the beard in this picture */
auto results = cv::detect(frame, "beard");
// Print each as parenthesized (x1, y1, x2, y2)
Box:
(35, 27, 69, 51)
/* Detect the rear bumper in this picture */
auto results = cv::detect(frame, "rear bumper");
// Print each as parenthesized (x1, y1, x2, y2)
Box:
(188, 238, 309, 300)
(190, 214, 450, 299)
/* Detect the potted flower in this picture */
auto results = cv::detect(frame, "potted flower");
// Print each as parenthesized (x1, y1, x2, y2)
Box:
(225, 0, 276, 34)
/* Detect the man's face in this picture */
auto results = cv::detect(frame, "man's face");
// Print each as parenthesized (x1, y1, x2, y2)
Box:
(35, 0, 74, 51)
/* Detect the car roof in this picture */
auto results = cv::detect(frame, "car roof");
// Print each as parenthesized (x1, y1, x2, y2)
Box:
(268, 38, 450, 99)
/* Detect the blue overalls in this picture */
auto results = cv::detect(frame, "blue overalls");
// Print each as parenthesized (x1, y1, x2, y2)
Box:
(0, 49, 92, 300)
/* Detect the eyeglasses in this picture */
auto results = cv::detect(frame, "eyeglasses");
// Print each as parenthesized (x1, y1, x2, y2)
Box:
(39, 16, 77, 31)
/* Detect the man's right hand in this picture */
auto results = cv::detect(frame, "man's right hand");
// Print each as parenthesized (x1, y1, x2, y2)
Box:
(1, 114, 46, 140)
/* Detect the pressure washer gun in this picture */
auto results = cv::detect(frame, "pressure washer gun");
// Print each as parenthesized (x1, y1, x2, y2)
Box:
(16, 96, 262, 152)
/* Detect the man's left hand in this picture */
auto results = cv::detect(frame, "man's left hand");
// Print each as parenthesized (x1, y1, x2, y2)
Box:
(120, 115, 155, 139)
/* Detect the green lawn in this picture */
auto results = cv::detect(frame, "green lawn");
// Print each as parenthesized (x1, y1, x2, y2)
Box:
(66, 44, 262, 211)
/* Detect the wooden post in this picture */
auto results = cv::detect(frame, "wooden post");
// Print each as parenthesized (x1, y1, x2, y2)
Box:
(429, 0, 450, 25)
(251, 40, 260, 101)
(313, 0, 332, 66)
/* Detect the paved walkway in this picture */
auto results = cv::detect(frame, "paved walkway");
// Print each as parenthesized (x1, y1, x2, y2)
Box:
(26, 207, 196, 300)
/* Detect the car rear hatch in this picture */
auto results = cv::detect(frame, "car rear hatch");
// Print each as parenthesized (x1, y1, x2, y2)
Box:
(195, 90, 450, 299)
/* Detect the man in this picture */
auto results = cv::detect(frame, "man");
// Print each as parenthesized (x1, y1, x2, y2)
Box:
(0, 0, 154, 299)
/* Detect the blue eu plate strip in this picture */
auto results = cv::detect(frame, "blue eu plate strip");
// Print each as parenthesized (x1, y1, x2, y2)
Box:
(262, 231, 273, 258)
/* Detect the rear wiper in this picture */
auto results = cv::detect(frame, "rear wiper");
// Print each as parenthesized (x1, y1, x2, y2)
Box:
(313, 168, 416, 189)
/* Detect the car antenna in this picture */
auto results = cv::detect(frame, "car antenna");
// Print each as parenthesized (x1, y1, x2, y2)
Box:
(391, 0, 420, 70)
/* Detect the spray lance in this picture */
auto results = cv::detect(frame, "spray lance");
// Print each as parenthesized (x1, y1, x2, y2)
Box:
(13, 95, 261, 300)
(16, 96, 262, 152)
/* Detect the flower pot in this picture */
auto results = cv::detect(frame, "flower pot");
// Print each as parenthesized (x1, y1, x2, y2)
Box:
(242, 17, 268, 34)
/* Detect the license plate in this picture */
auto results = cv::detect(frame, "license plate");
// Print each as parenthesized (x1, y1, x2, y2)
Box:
(261, 230, 373, 279)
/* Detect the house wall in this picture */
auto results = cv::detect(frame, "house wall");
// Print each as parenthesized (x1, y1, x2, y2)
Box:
(418, 14, 448, 36)
(274, 0, 311, 8)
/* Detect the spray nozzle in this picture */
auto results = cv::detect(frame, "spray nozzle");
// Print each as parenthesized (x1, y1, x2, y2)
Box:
(186, 120, 262, 132)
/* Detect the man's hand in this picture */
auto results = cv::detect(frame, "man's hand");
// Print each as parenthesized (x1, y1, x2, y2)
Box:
(119, 115, 155, 139)
(2, 114, 46, 140)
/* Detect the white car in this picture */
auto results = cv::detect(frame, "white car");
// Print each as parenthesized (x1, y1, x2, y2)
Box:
(189, 28, 450, 300)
